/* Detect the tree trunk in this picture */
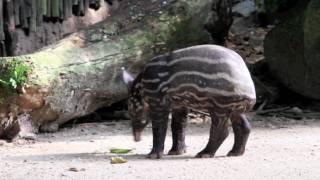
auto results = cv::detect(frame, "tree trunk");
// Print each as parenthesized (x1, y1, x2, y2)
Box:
(0, 0, 225, 139)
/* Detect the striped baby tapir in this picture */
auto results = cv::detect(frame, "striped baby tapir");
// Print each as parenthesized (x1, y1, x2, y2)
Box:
(122, 45, 256, 159)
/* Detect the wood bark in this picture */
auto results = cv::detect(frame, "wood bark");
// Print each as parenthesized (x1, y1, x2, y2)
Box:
(0, 0, 4, 40)
(0, 0, 219, 139)
(14, 0, 21, 26)
(1, 0, 106, 56)
(30, 0, 37, 32)
(51, 0, 60, 17)
(6, 0, 16, 32)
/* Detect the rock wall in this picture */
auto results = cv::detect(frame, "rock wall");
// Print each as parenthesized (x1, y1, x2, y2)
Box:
(265, 0, 320, 99)
(0, 0, 111, 56)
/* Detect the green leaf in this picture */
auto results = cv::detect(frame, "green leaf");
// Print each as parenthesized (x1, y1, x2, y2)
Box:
(0, 79, 9, 85)
(14, 70, 18, 79)
(9, 78, 17, 89)
(110, 148, 132, 154)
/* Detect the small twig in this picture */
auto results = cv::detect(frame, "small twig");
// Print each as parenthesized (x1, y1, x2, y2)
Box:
(256, 99, 268, 111)
(255, 106, 320, 119)
(255, 107, 291, 115)
(252, 76, 274, 94)
(278, 112, 303, 120)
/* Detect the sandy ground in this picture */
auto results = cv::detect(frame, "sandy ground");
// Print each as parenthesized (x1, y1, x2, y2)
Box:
(1, 116, 320, 180)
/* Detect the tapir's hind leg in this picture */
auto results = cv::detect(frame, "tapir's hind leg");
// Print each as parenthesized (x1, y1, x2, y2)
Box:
(227, 113, 251, 156)
(196, 113, 229, 158)
(168, 108, 188, 155)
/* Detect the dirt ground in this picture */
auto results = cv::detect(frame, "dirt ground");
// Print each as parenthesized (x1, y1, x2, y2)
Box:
(1, 115, 320, 180)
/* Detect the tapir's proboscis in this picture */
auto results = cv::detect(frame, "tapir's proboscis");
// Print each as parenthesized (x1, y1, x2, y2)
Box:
(122, 45, 256, 159)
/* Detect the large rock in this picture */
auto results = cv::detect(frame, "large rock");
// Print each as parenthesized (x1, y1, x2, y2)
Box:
(232, 0, 256, 17)
(264, 0, 320, 99)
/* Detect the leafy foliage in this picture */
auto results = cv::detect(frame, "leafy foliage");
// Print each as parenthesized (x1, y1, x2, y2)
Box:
(0, 60, 30, 91)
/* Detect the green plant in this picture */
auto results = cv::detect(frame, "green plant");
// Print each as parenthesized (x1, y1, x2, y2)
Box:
(0, 60, 30, 90)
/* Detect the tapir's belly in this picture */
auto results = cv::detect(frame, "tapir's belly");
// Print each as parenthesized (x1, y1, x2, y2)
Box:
(169, 91, 253, 114)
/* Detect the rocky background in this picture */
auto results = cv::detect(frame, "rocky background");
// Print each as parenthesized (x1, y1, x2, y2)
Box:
(73, 0, 320, 125)
(1, 0, 320, 128)
(228, 0, 319, 105)
(0, 0, 113, 56)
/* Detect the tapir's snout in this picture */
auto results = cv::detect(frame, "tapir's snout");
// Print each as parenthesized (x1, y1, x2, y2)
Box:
(133, 130, 142, 142)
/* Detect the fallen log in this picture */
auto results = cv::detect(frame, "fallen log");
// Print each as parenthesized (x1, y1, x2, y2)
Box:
(0, 0, 227, 139)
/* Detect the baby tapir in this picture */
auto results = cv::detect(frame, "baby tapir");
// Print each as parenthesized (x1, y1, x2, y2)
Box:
(122, 45, 256, 159)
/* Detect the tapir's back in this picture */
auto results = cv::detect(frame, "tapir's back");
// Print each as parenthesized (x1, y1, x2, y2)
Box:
(141, 45, 256, 112)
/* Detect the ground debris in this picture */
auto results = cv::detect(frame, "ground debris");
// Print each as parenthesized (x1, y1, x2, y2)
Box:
(111, 156, 127, 164)
(254, 106, 320, 120)
(67, 167, 86, 172)
(68, 167, 79, 172)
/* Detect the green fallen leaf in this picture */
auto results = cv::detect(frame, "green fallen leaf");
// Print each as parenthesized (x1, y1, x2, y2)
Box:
(111, 156, 127, 164)
(110, 148, 132, 154)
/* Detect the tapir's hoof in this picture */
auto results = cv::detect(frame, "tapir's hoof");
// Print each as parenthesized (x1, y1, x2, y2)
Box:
(147, 152, 163, 159)
(195, 153, 214, 158)
(195, 150, 214, 158)
(168, 148, 186, 155)
(227, 150, 245, 157)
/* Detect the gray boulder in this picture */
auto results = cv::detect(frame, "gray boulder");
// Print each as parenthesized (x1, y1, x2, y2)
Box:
(265, 0, 320, 99)
(232, 0, 256, 17)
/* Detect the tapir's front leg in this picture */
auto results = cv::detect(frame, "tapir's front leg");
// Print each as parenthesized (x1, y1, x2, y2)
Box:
(147, 101, 170, 159)
(168, 107, 188, 155)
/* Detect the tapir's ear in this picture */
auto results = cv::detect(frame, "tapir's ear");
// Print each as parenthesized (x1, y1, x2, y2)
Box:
(121, 67, 134, 90)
